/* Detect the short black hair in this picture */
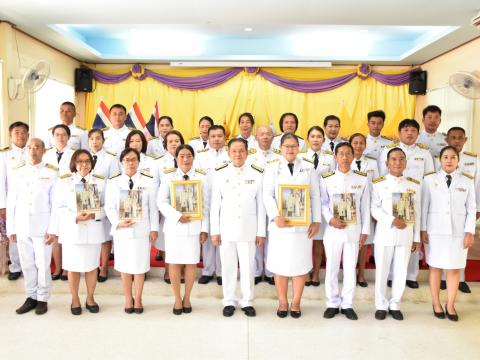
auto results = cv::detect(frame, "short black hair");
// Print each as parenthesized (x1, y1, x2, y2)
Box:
(120, 147, 140, 162)
(228, 137, 248, 150)
(439, 145, 459, 159)
(367, 110, 385, 122)
(422, 105, 442, 117)
(61, 101, 76, 110)
(398, 119, 420, 132)
(199, 116, 214, 127)
(349, 133, 366, 144)
(52, 124, 71, 137)
(164, 130, 185, 150)
(110, 104, 127, 113)
(447, 126, 466, 136)
(175, 144, 195, 158)
(69, 149, 93, 173)
(386, 147, 406, 160)
(334, 142, 353, 156)
(125, 129, 148, 154)
(280, 132, 299, 146)
(238, 112, 255, 125)
(279, 113, 298, 132)
(307, 126, 325, 138)
(159, 115, 173, 127)
(323, 115, 340, 128)
(88, 128, 105, 140)
(208, 124, 226, 136)
(9, 121, 29, 133)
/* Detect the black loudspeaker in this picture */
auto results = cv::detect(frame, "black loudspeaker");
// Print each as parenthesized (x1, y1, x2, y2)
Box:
(75, 68, 93, 92)
(409, 70, 427, 95)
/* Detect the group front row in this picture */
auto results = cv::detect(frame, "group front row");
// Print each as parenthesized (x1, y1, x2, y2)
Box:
(6, 133, 475, 322)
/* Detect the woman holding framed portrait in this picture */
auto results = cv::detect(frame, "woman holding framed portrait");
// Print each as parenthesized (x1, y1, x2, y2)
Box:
(157, 144, 209, 315)
(263, 133, 321, 318)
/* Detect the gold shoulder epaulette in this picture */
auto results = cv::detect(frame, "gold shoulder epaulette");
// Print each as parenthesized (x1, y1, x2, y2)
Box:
(372, 176, 385, 183)
(381, 135, 393, 141)
(215, 163, 228, 171)
(424, 171, 436, 176)
(47, 126, 53, 131)
(149, 136, 158, 140)
(59, 173, 72, 179)
(302, 157, 313, 164)
(272, 148, 281, 154)
(12, 160, 26, 170)
(416, 143, 430, 150)
(0, 146, 11, 152)
(145, 153, 158, 159)
(164, 167, 176, 174)
(195, 168, 206, 175)
(463, 151, 477, 158)
(128, 127, 136, 131)
(190, 136, 200, 141)
(45, 163, 59, 171)
(141, 171, 153, 178)
(385, 143, 398, 149)
(354, 170, 367, 177)
(101, 126, 110, 131)
(248, 148, 257, 155)
(46, 147, 53, 151)
(299, 149, 307, 153)
(251, 164, 264, 173)
(92, 173, 105, 180)
(323, 150, 333, 155)
(71, 147, 79, 151)
(365, 155, 377, 160)
(441, 132, 447, 136)
(109, 172, 121, 179)
(462, 172, 474, 180)
(322, 171, 335, 178)
(197, 148, 209, 153)
(406, 177, 420, 184)
(106, 150, 117, 156)
(267, 158, 280, 164)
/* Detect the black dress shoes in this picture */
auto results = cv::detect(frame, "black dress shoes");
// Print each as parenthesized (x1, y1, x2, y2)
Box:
(8, 271, 21, 281)
(432, 305, 445, 319)
(109, 253, 114, 261)
(341, 308, 358, 320)
(134, 307, 144, 314)
(264, 276, 275, 285)
(357, 280, 368, 288)
(323, 307, 339, 319)
(375, 310, 387, 320)
(86, 302, 99, 313)
(440, 280, 446, 290)
(445, 304, 458, 322)
(198, 275, 213, 284)
(183, 306, 192, 314)
(16, 298, 38, 314)
(290, 309, 301, 318)
(389, 309, 404, 321)
(387, 280, 392, 288)
(164, 277, 171, 284)
(71, 305, 82, 315)
(51, 272, 62, 281)
(125, 307, 134, 314)
(241, 306, 256, 317)
(97, 268, 108, 283)
(276, 309, 288, 318)
(216, 277, 222, 285)
(173, 307, 183, 315)
(406, 280, 419, 289)
(35, 301, 48, 315)
(458, 282, 471, 293)
(254, 276, 262, 285)
(60, 271, 68, 281)
(310, 280, 320, 287)
(223, 305, 235, 317)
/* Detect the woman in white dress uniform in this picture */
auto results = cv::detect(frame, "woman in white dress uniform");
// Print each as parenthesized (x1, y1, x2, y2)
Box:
(146, 115, 173, 157)
(304, 126, 334, 287)
(349, 133, 379, 287)
(88, 128, 120, 282)
(263, 133, 321, 318)
(105, 148, 159, 313)
(53, 150, 106, 315)
(125, 129, 158, 176)
(421, 146, 476, 321)
(157, 144, 209, 314)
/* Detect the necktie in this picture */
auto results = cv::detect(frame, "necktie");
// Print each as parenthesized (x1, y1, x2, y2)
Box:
(356, 160, 361, 171)
(56, 152, 63, 163)
(313, 152, 319, 170)
(174, 159, 178, 168)
(81, 178, 86, 184)
(129, 178, 134, 190)
(446, 174, 452, 188)
(183, 174, 189, 180)
(92, 155, 98, 168)
(203, 141, 207, 148)
(287, 163, 294, 175)
(330, 141, 334, 152)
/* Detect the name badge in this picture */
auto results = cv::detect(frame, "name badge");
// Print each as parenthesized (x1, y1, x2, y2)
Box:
(351, 185, 362, 190)
(245, 180, 255, 184)
(414, 157, 424, 161)
(464, 162, 474, 166)
(455, 187, 467, 192)
(39, 177, 51, 180)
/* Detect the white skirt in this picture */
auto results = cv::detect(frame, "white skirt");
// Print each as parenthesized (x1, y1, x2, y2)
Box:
(62, 243, 101, 273)
(312, 220, 326, 241)
(267, 227, 312, 277)
(165, 233, 200, 265)
(426, 235, 468, 270)
(154, 216, 165, 251)
(113, 237, 150, 274)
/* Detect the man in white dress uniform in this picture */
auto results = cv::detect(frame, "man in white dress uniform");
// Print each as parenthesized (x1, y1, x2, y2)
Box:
(417, 105, 447, 157)
(321, 115, 346, 153)
(102, 104, 132, 156)
(6, 138, 58, 315)
(210, 138, 266, 317)
(271, 113, 306, 152)
(363, 110, 394, 161)
(45, 101, 88, 150)
(235, 112, 257, 149)
(0, 122, 29, 280)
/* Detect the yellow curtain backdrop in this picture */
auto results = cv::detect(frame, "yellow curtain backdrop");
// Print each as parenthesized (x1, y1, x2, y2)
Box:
(84, 67, 416, 142)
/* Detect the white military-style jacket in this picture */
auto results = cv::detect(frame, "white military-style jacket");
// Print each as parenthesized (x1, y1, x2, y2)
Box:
(105, 171, 159, 240)
(0, 145, 27, 208)
(246, 147, 281, 168)
(46, 123, 88, 150)
(151, 151, 176, 185)
(272, 133, 306, 152)
(90, 148, 120, 179)
(188, 136, 210, 153)
(146, 136, 166, 158)
(351, 155, 379, 182)
(6, 161, 58, 237)
(421, 170, 476, 237)
(364, 134, 394, 160)
(210, 163, 266, 242)
(52, 172, 107, 245)
(304, 148, 335, 176)
(157, 167, 210, 236)
(43, 146, 75, 175)
(320, 169, 371, 243)
(379, 142, 434, 180)
(371, 174, 421, 246)
(263, 157, 321, 233)
(418, 130, 447, 157)
(236, 134, 257, 150)
(193, 146, 230, 175)
(321, 136, 345, 153)
(102, 125, 131, 156)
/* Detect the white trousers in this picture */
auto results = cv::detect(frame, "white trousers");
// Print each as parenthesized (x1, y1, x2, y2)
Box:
(388, 248, 419, 282)
(219, 241, 256, 308)
(375, 245, 411, 311)
(201, 236, 222, 276)
(9, 242, 22, 273)
(324, 239, 359, 309)
(17, 236, 52, 302)
(254, 235, 273, 277)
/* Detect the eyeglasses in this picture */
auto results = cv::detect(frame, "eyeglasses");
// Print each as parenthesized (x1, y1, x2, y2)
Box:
(122, 158, 139, 163)
(281, 145, 299, 150)
(76, 160, 91, 165)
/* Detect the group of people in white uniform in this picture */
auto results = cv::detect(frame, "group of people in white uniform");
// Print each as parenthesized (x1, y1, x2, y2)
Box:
(0, 102, 477, 322)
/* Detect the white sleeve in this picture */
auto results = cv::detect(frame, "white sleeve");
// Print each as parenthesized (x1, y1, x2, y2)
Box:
(320, 177, 333, 225)
(262, 166, 279, 220)
(104, 179, 120, 231)
(464, 179, 477, 234)
(420, 179, 430, 231)
(148, 182, 159, 232)
(201, 176, 210, 233)
(0, 154, 6, 209)
(412, 184, 421, 243)
(378, 148, 388, 176)
(360, 181, 371, 235)
(209, 172, 221, 236)
(424, 151, 435, 175)
(370, 184, 395, 225)
(157, 176, 182, 224)
(310, 169, 321, 223)
(255, 173, 266, 237)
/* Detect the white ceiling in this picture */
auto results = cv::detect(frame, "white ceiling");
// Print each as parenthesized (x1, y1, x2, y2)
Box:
(1, 0, 479, 64)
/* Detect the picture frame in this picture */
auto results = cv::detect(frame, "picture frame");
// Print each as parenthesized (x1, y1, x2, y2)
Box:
(75, 183, 101, 214)
(119, 189, 143, 221)
(392, 192, 415, 225)
(170, 180, 203, 220)
(277, 184, 310, 226)
(332, 193, 357, 225)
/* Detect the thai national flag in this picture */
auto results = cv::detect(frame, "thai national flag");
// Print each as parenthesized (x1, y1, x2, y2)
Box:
(145, 100, 159, 138)
(92, 100, 112, 129)
(126, 101, 151, 139)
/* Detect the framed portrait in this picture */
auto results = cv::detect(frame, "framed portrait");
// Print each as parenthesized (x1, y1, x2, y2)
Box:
(75, 183, 101, 214)
(277, 184, 310, 226)
(332, 193, 357, 225)
(392, 192, 415, 224)
(170, 180, 202, 220)
(119, 189, 143, 221)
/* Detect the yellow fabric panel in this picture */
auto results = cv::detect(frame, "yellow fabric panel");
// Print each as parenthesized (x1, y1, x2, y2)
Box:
(85, 69, 415, 142)
(260, 67, 355, 80)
